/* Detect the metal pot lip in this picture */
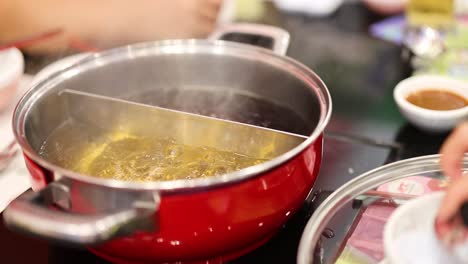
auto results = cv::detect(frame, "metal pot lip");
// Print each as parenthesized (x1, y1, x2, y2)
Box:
(13, 39, 332, 192)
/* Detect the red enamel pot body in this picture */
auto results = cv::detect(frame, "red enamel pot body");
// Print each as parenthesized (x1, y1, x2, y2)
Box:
(4, 24, 332, 263)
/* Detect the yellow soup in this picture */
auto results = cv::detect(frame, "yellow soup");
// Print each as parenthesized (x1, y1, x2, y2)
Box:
(39, 122, 267, 182)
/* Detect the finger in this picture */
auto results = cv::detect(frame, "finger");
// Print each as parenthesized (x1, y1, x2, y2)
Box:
(437, 177, 468, 222)
(192, 17, 217, 38)
(440, 122, 468, 180)
(198, 12, 219, 26)
(198, 2, 222, 22)
(204, 0, 223, 8)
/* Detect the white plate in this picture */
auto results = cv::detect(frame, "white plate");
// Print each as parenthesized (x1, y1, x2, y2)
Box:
(0, 48, 24, 111)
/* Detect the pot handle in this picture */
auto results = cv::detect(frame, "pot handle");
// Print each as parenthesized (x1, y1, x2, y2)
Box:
(209, 23, 290, 55)
(3, 179, 158, 245)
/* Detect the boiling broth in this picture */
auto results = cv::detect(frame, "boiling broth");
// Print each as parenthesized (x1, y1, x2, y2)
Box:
(39, 122, 268, 182)
(123, 89, 314, 135)
(38, 89, 312, 182)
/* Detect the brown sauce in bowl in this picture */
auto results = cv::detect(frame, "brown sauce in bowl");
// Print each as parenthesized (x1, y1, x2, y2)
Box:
(406, 89, 467, 111)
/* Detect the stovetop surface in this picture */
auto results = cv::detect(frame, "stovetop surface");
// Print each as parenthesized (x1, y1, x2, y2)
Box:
(0, 3, 451, 264)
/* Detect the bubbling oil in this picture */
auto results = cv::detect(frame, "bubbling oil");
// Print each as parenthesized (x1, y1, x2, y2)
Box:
(39, 123, 268, 182)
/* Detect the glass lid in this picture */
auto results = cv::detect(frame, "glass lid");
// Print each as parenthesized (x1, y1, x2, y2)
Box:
(298, 154, 468, 264)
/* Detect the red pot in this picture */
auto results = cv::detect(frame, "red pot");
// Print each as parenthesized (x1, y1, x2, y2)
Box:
(4, 24, 331, 263)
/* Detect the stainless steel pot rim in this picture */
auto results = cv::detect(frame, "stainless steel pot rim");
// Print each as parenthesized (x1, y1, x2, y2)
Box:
(297, 154, 468, 264)
(14, 39, 332, 192)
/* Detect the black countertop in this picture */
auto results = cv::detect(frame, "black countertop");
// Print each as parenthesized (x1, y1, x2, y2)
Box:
(0, 3, 451, 264)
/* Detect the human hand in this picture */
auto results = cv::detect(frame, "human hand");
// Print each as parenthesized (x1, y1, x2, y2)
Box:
(436, 122, 468, 229)
(96, 0, 223, 47)
(0, 0, 223, 54)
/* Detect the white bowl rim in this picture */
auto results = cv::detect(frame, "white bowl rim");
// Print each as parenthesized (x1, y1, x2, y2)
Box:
(383, 191, 445, 263)
(0, 48, 24, 90)
(394, 75, 468, 119)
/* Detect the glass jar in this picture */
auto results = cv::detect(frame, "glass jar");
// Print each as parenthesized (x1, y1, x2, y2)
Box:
(407, 0, 455, 29)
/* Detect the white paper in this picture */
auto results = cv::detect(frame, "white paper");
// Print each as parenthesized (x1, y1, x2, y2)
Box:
(0, 76, 32, 212)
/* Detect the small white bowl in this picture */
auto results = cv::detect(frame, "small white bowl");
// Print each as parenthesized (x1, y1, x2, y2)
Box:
(383, 192, 449, 264)
(0, 48, 24, 112)
(363, 0, 407, 15)
(394, 75, 468, 133)
(384, 190, 468, 264)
